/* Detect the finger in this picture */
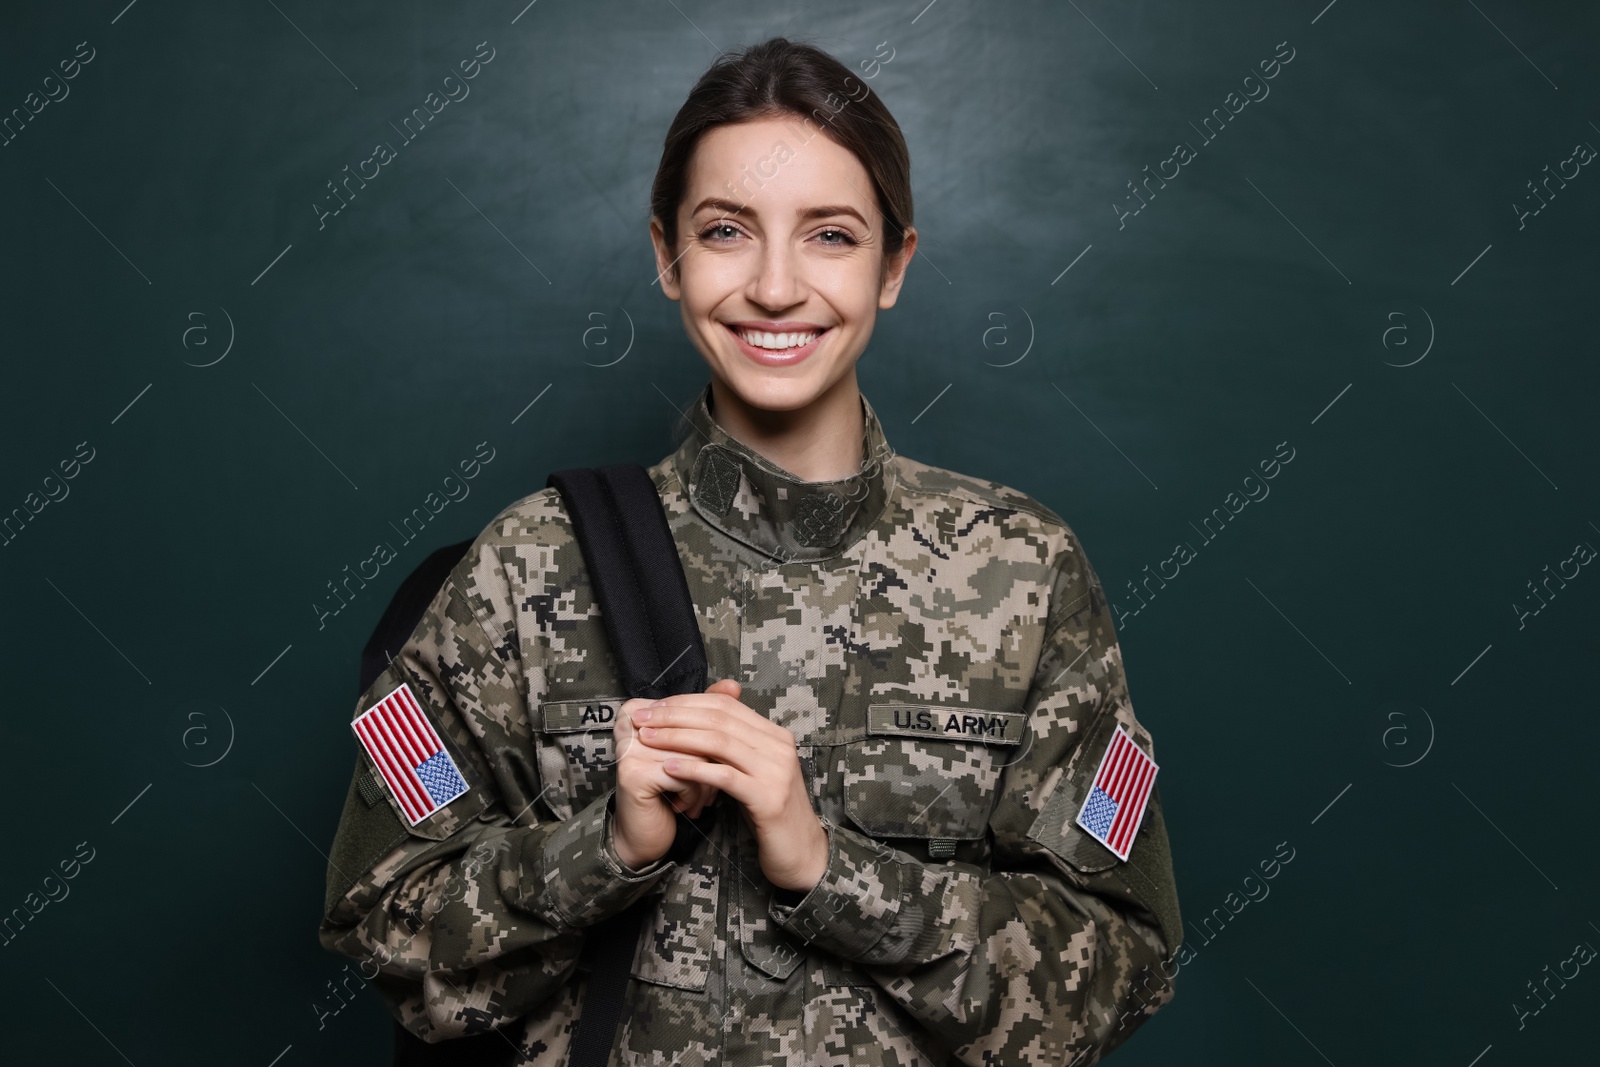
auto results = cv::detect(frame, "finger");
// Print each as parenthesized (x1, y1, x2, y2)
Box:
(620, 697, 674, 734)
(690, 785, 720, 819)
(643, 694, 788, 740)
(622, 714, 721, 766)
(672, 780, 716, 812)
(638, 703, 791, 750)
(627, 728, 715, 767)
(683, 779, 718, 820)
(639, 723, 763, 773)
(623, 749, 717, 804)
(612, 704, 641, 761)
(619, 697, 656, 725)
(660, 756, 747, 803)
(685, 785, 713, 820)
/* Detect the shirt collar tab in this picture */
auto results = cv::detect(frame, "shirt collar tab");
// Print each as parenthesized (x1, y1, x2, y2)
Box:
(671, 382, 894, 562)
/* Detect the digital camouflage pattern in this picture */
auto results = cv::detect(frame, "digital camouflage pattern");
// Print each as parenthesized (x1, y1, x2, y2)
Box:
(318, 380, 1183, 1065)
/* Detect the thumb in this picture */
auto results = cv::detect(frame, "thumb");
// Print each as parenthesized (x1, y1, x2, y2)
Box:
(705, 677, 741, 700)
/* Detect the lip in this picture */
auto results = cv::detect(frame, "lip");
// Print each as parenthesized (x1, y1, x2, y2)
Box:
(723, 323, 830, 367)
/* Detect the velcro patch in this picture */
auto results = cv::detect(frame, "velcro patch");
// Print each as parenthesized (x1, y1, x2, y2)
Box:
(1073, 723, 1158, 862)
(540, 697, 625, 732)
(351, 682, 471, 827)
(866, 704, 1024, 745)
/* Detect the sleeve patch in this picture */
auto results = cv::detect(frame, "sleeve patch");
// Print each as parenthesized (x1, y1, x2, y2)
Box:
(1072, 724, 1158, 862)
(351, 682, 472, 826)
(1028, 714, 1158, 871)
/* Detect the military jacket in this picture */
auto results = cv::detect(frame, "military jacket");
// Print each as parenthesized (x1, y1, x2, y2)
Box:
(319, 380, 1183, 1066)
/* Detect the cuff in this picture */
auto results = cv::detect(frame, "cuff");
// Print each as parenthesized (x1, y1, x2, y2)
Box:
(601, 792, 675, 878)
(768, 816, 904, 960)
(507, 788, 674, 930)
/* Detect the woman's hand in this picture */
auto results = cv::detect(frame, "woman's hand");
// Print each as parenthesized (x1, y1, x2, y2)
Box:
(609, 680, 732, 869)
(635, 679, 829, 893)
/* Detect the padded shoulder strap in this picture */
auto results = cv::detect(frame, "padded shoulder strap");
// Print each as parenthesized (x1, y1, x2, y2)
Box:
(380, 468, 711, 1067)
(546, 463, 708, 699)
(544, 463, 712, 1067)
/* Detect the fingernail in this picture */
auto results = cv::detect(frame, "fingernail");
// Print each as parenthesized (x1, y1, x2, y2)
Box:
(635, 706, 651, 722)
(649, 699, 666, 708)
(664, 758, 679, 772)
(641, 726, 656, 738)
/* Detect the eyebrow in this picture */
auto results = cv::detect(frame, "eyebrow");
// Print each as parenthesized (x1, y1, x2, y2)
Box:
(690, 197, 869, 229)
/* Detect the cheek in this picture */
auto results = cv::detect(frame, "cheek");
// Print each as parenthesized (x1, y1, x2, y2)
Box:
(816, 266, 880, 320)
(681, 253, 747, 302)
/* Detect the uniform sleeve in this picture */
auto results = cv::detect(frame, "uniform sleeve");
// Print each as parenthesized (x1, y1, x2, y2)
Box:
(316, 536, 677, 1043)
(769, 543, 1183, 1065)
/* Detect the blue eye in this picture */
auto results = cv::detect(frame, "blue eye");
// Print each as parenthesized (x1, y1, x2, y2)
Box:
(694, 223, 858, 246)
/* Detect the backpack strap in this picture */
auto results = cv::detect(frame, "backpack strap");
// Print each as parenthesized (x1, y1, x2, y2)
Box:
(546, 464, 708, 698)
(545, 463, 712, 1067)
(380, 465, 711, 1066)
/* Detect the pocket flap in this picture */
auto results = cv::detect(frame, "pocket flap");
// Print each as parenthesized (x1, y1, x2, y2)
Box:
(629, 859, 719, 991)
(735, 839, 806, 982)
(844, 704, 1008, 841)
(534, 697, 626, 821)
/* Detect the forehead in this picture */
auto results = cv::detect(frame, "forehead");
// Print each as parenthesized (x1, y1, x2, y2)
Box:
(683, 115, 875, 221)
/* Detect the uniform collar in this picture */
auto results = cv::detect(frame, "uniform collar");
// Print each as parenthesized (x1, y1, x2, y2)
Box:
(670, 381, 895, 562)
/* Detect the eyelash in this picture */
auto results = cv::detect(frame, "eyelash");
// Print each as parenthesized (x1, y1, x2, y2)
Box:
(696, 222, 858, 247)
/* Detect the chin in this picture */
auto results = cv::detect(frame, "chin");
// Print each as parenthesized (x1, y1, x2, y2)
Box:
(715, 365, 837, 414)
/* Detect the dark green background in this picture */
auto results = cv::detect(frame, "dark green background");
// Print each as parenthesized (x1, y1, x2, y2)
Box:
(2, 1, 1595, 1063)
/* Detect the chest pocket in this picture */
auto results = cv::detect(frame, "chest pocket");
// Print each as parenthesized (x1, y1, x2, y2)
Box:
(843, 703, 1024, 843)
(534, 697, 624, 821)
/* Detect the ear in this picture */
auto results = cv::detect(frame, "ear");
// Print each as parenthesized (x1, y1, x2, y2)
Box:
(650, 215, 683, 300)
(878, 225, 918, 310)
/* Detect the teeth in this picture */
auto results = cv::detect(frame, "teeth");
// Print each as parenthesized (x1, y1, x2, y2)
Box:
(736, 328, 820, 350)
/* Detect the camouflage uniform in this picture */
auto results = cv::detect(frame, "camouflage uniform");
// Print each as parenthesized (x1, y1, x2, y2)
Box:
(319, 380, 1183, 1065)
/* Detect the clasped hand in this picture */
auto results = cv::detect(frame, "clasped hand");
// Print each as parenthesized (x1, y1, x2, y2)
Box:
(609, 678, 828, 893)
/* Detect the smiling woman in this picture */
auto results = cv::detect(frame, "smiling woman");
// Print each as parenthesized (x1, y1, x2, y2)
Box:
(646, 55, 915, 462)
(319, 35, 1182, 1067)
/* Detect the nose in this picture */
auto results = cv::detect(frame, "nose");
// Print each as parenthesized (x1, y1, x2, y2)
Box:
(746, 235, 806, 311)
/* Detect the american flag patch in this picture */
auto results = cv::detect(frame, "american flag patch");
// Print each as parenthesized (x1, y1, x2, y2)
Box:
(351, 682, 470, 826)
(1074, 723, 1158, 861)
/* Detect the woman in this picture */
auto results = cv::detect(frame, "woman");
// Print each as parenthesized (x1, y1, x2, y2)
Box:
(320, 36, 1182, 1066)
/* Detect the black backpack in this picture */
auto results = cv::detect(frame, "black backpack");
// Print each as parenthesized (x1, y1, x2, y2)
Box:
(358, 464, 715, 1067)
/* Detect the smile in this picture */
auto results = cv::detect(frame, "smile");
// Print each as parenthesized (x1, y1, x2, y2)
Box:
(723, 324, 830, 367)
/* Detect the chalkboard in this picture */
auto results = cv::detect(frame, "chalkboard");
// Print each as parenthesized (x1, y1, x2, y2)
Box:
(2, 1, 1595, 1064)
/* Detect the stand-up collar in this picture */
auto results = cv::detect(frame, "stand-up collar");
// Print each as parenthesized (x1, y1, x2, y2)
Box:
(670, 381, 896, 562)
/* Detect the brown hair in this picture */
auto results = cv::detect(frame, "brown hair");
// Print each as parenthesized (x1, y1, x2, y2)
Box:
(650, 36, 913, 285)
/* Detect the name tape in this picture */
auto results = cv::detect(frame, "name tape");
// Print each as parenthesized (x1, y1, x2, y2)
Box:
(541, 698, 1027, 746)
(540, 698, 624, 732)
(866, 704, 1025, 746)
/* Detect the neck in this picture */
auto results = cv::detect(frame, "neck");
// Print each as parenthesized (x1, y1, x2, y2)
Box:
(706, 372, 865, 483)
